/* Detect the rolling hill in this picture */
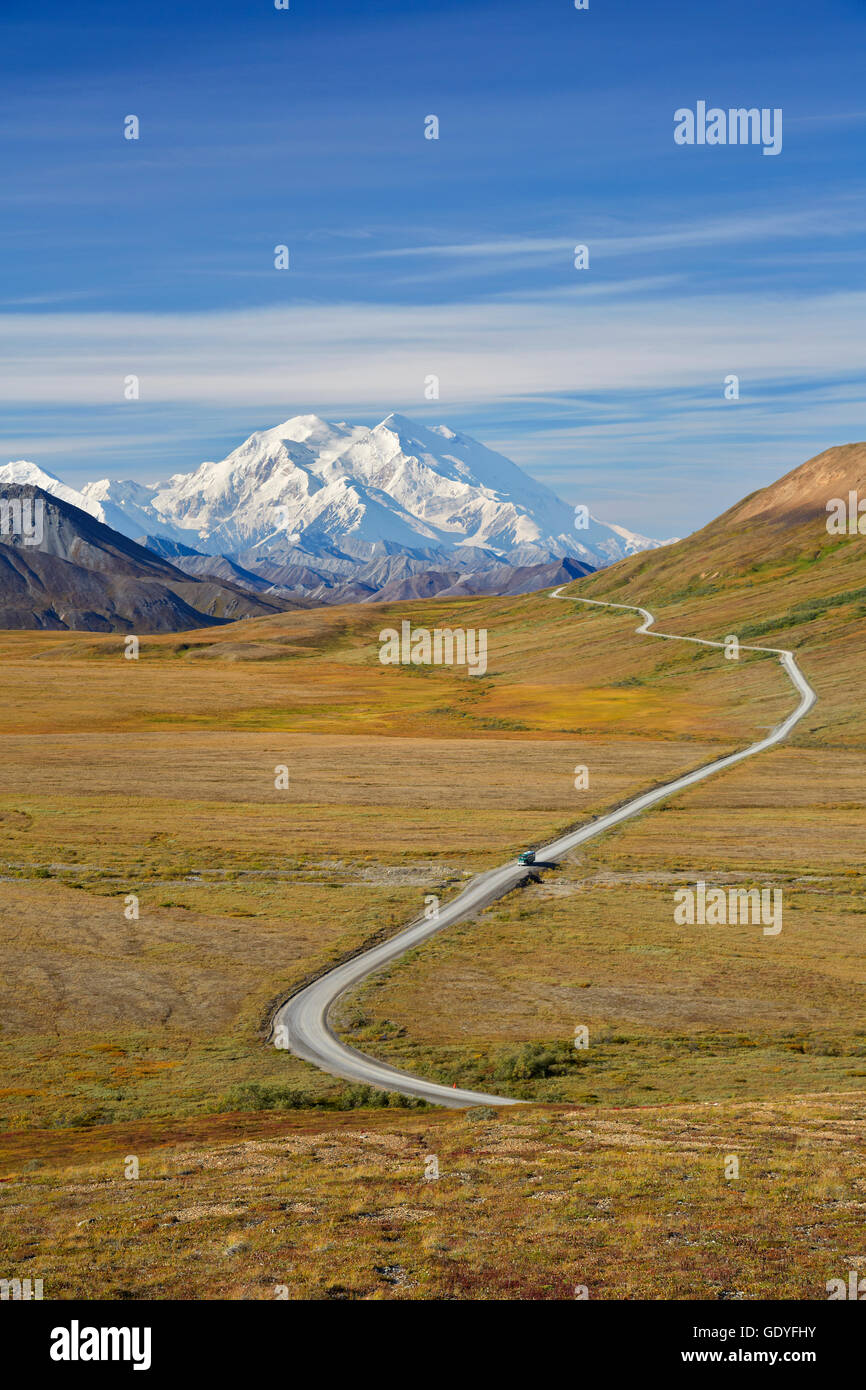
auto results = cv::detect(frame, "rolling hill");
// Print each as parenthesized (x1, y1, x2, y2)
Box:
(0, 484, 297, 631)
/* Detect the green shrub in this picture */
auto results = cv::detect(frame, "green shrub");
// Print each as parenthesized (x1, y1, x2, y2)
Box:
(217, 1079, 430, 1114)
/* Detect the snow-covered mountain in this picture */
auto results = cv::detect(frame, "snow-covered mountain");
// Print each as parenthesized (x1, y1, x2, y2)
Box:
(2, 414, 666, 569)
(0, 460, 92, 514)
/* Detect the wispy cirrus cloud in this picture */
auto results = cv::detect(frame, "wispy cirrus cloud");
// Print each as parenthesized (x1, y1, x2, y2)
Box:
(1, 283, 864, 410)
(359, 202, 866, 264)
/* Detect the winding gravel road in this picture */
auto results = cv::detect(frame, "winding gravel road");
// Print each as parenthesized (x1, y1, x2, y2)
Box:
(271, 589, 817, 1108)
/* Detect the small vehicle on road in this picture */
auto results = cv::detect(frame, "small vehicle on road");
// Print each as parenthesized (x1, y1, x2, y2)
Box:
(518, 850, 536, 865)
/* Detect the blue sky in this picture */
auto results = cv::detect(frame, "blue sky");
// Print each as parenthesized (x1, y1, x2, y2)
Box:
(1, 0, 864, 536)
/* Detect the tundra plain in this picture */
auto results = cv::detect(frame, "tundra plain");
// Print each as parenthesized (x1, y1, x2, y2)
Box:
(2, 454, 865, 1298)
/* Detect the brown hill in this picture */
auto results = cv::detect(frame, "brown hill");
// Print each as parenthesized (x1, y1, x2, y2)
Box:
(582, 442, 866, 606)
(729, 443, 866, 528)
(0, 485, 296, 632)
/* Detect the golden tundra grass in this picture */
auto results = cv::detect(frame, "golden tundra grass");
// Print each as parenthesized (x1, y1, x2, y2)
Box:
(0, 588, 805, 744)
(338, 744, 866, 1106)
(0, 502, 864, 1298)
(1, 1096, 864, 1299)
(0, 727, 716, 1130)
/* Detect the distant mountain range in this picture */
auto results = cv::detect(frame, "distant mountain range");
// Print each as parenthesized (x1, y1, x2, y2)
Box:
(0, 484, 298, 632)
(0, 435, 859, 634)
(0, 414, 674, 628)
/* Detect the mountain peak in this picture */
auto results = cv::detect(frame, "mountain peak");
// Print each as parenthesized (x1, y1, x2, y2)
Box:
(269, 413, 334, 437)
(0, 459, 94, 515)
(8, 413, 667, 570)
(373, 411, 424, 436)
(729, 442, 866, 528)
